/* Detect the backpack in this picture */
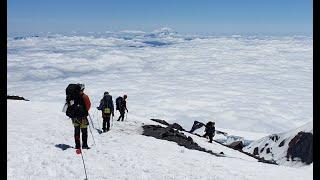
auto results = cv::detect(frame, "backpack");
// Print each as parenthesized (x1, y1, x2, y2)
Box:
(65, 84, 86, 118)
(205, 122, 215, 134)
(116, 96, 123, 111)
(103, 95, 113, 114)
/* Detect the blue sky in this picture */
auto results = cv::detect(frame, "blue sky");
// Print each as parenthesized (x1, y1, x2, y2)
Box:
(8, 0, 312, 35)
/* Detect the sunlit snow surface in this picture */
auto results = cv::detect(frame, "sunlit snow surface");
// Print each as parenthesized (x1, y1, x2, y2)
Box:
(7, 31, 313, 133)
(7, 100, 313, 179)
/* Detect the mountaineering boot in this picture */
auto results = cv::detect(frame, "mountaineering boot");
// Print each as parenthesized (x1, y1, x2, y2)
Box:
(75, 142, 81, 149)
(82, 144, 90, 149)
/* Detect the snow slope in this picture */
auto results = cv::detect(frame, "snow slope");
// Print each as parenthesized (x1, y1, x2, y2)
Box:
(7, 30, 313, 134)
(7, 100, 313, 180)
(243, 121, 313, 166)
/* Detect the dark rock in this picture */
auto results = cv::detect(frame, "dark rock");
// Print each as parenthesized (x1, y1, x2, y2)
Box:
(161, 132, 169, 138)
(286, 132, 313, 164)
(228, 141, 244, 151)
(189, 121, 205, 133)
(253, 147, 259, 156)
(279, 140, 285, 147)
(142, 125, 223, 157)
(220, 152, 224, 155)
(150, 119, 186, 131)
(258, 157, 277, 164)
(265, 143, 269, 147)
(260, 147, 265, 153)
(215, 130, 227, 135)
(150, 119, 170, 126)
(171, 123, 185, 131)
(213, 140, 277, 165)
(7, 95, 29, 101)
(266, 148, 271, 154)
(269, 134, 280, 142)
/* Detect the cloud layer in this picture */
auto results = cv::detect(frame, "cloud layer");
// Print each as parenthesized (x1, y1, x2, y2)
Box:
(7, 32, 313, 133)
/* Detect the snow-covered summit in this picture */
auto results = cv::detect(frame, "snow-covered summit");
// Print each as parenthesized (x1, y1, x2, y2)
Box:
(145, 27, 178, 38)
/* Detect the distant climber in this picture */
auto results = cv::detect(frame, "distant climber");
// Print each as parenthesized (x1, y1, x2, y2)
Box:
(203, 121, 215, 143)
(97, 92, 114, 132)
(116, 94, 128, 121)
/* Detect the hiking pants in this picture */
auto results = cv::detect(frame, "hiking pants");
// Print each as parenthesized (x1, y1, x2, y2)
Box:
(117, 110, 125, 121)
(203, 132, 214, 143)
(74, 126, 88, 148)
(208, 134, 213, 143)
(102, 115, 111, 131)
(72, 117, 88, 148)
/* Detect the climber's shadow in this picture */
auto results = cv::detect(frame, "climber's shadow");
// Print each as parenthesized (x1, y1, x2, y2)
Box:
(55, 144, 74, 150)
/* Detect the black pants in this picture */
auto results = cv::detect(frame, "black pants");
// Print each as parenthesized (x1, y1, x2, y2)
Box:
(103, 115, 111, 131)
(117, 110, 125, 121)
(208, 134, 213, 143)
(74, 126, 88, 149)
(203, 133, 214, 143)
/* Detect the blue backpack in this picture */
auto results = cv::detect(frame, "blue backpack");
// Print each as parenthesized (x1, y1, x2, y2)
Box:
(116, 96, 123, 111)
(97, 94, 113, 114)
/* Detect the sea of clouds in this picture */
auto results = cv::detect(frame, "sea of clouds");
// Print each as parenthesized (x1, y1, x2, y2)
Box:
(7, 28, 313, 133)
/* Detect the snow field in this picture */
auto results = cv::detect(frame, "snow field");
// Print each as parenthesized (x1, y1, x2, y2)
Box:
(8, 100, 312, 180)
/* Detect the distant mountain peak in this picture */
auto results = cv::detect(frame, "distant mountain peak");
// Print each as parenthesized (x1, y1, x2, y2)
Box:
(147, 27, 178, 37)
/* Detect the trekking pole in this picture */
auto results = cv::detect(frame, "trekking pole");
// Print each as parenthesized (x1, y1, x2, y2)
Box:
(88, 113, 95, 129)
(94, 108, 101, 130)
(125, 112, 128, 121)
(87, 115, 96, 146)
(97, 110, 103, 130)
(111, 115, 114, 127)
(95, 109, 100, 128)
(91, 109, 95, 123)
(79, 149, 88, 180)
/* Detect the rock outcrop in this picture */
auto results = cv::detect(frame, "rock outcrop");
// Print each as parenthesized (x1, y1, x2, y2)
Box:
(142, 125, 223, 157)
(243, 122, 313, 166)
(286, 132, 313, 164)
(7, 95, 29, 101)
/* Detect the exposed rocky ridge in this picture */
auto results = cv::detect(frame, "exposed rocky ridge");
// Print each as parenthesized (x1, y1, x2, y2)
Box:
(149, 119, 313, 166)
(142, 124, 224, 157)
(150, 118, 170, 126)
(148, 119, 278, 165)
(7, 95, 29, 101)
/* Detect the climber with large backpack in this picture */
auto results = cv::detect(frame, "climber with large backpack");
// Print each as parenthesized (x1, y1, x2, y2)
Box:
(203, 121, 215, 143)
(65, 83, 91, 149)
(97, 91, 114, 132)
(116, 94, 128, 121)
